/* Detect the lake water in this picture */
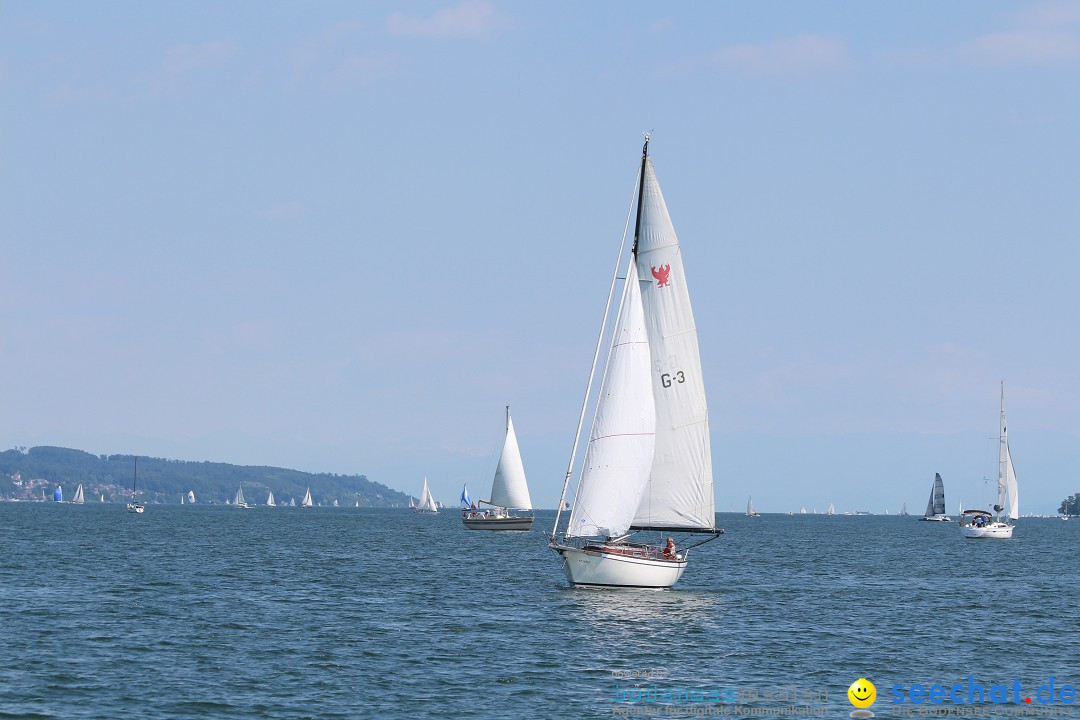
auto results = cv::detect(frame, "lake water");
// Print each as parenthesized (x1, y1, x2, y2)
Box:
(0, 504, 1075, 719)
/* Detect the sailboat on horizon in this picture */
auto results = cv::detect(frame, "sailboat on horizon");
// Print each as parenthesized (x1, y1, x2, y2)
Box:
(549, 137, 723, 589)
(920, 473, 951, 521)
(70, 483, 85, 505)
(188, 490, 196, 504)
(266, 490, 276, 507)
(127, 457, 145, 514)
(234, 483, 252, 509)
(300, 487, 313, 509)
(414, 478, 438, 514)
(746, 497, 760, 518)
(463, 406, 535, 531)
(961, 383, 1019, 539)
(825, 502, 835, 516)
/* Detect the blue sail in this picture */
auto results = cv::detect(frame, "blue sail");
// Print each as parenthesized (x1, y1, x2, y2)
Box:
(460, 484, 471, 508)
(54, 486, 62, 502)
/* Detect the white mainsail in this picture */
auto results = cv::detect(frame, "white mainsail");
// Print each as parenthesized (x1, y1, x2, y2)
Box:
(631, 157, 714, 530)
(72, 484, 85, 504)
(301, 487, 313, 508)
(418, 478, 438, 513)
(826, 502, 835, 516)
(488, 409, 533, 510)
(567, 262, 655, 538)
(998, 384, 1020, 521)
(235, 486, 246, 506)
(188, 490, 196, 504)
(267, 491, 276, 507)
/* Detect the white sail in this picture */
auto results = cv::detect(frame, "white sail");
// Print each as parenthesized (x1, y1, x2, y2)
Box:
(72, 484, 85, 504)
(631, 158, 714, 530)
(826, 503, 835, 516)
(489, 410, 533, 510)
(235, 486, 245, 506)
(301, 487, 313, 508)
(999, 385, 1020, 520)
(100, 494, 105, 503)
(267, 491, 276, 507)
(188, 490, 196, 504)
(419, 478, 438, 513)
(567, 262, 655, 538)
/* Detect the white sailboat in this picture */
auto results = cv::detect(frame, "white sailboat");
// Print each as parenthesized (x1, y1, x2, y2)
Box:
(549, 137, 722, 589)
(234, 484, 252, 509)
(746, 497, 761, 518)
(266, 490, 276, 507)
(188, 490, 196, 504)
(415, 478, 438, 514)
(100, 493, 105, 503)
(463, 406, 535, 531)
(70, 483, 85, 505)
(919, 473, 951, 521)
(300, 487, 313, 509)
(898, 503, 909, 517)
(180, 493, 184, 504)
(127, 457, 145, 514)
(961, 383, 1019, 539)
(825, 502, 835, 516)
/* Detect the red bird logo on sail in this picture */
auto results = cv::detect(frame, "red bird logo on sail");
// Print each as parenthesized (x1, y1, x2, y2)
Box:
(651, 264, 671, 287)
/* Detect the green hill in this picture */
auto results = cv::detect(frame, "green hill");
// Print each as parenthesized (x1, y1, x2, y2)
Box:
(0, 446, 409, 507)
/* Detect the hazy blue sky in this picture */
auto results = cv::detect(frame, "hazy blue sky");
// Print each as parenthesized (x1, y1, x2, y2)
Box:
(2, 1, 1079, 513)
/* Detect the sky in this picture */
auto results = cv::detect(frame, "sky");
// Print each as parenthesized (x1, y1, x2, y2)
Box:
(2, 1, 1079, 514)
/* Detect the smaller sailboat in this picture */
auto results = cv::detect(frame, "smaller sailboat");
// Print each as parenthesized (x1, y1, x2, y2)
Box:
(961, 383, 1019, 539)
(289, 498, 296, 507)
(898, 503, 909, 517)
(463, 406, 535, 530)
(127, 457, 145, 513)
(234, 484, 252, 509)
(100, 493, 105, 503)
(300, 487, 313, 509)
(919, 473, 951, 521)
(799, 506, 807, 514)
(414, 478, 437, 514)
(745, 497, 761, 518)
(825, 502, 836, 516)
(180, 493, 185, 504)
(54, 486, 63, 502)
(408, 496, 417, 510)
(70, 484, 85, 505)
(266, 490, 276, 507)
(188, 490, 196, 504)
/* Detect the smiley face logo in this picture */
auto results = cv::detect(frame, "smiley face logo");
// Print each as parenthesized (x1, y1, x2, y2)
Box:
(848, 678, 877, 709)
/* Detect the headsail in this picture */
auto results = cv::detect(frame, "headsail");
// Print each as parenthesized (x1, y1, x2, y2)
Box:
(72, 484, 85, 504)
(419, 478, 438, 513)
(630, 153, 715, 531)
(567, 261, 655, 538)
(488, 408, 533, 510)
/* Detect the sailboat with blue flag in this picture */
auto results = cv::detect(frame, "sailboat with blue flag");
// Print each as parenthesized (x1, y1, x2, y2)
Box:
(463, 407, 535, 531)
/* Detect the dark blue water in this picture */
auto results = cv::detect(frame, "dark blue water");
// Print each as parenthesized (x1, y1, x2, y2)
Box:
(1, 505, 1076, 719)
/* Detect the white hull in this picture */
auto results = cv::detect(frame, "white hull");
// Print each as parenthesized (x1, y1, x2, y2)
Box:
(961, 522, 1013, 539)
(126, 503, 144, 514)
(462, 513, 534, 531)
(919, 515, 952, 522)
(553, 544, 688, 589)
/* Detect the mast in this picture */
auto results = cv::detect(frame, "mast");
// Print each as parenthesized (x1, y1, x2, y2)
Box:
(631, 134, 650, 256)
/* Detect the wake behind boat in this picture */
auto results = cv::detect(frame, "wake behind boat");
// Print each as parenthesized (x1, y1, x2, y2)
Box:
(919, 473, 951, 522)
(961, 383, 1019, 539)
(462, 406, 535, 531)
(549, 137, 722, 589)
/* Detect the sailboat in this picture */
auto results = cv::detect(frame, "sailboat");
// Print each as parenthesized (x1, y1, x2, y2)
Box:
(188, 490, 196, 504)
(127, 457, 145, 513)
(408, 497, 417, 510)
(919, 473, 951, 521)
(746, 497, 761, 518)
(300, 487, 313, 509)
(180, 493, 184, 504)
(100, 493, 105, 503)
(898, 503, 909, 517)
(234, 483, 252, 509)
(961, 383, 1019, 539)
(463, 406, 535, 530)
(70, 483, 85, 505)
(53, 486, 62, 502)
(415, 478, 438, 514)
(266, 490, 276, 507)
(549, 137, 723, 589)
(825, 502, 835, 516)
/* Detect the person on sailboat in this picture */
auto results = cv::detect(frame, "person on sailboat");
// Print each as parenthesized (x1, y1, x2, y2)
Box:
(663, 538, 676, 560)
